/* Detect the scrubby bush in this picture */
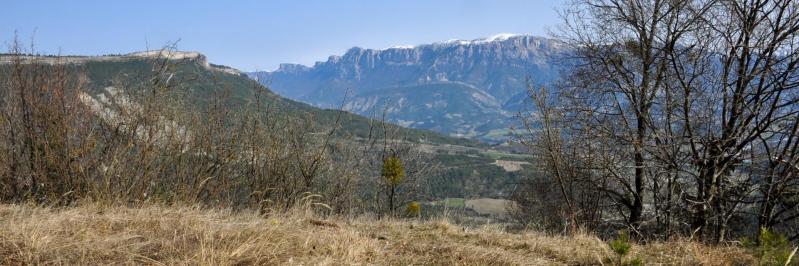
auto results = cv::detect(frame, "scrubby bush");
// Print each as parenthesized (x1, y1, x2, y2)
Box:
(406, 201, 421, 218)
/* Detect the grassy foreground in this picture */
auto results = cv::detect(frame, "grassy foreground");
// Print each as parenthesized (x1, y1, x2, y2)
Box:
(0, 204, 754, 265)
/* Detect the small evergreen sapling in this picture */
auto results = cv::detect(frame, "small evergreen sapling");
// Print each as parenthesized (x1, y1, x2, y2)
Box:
(608, 231, 641, 266)
(382, 155, 404, 216)
(742, 228, 798, 266)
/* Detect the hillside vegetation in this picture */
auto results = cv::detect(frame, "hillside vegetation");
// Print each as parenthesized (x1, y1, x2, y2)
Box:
(0, 48, 530, 211)
(78, 57, 481, 147)
(78, 56, 530, 199)
(342, 82, 513, 139)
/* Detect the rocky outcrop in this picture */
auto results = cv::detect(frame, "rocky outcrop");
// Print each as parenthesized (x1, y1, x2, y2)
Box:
(0, 50, 240, 75)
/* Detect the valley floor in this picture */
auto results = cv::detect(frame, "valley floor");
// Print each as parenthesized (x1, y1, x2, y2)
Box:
(0, 203, 754, 265)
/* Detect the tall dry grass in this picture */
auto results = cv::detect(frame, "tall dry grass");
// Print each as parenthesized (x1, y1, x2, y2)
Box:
(0, 203, 755, 265)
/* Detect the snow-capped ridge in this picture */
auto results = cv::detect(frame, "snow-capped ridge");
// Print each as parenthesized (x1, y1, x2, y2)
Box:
(380, 33, 532, 51)
(478, 33, 521, 43)
(433, 33, 525, 46)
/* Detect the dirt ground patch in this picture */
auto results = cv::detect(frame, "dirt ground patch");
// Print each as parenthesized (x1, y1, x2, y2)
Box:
(466, 198, 515, 217)
(492, 160, 530, 172)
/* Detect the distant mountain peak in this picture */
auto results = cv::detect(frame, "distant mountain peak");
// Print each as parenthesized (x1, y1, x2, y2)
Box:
(272, 34, 559, 72)
(249, 34, 567, 142)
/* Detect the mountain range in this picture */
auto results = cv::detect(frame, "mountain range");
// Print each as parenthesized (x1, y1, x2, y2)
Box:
(248, 34, 569, 142)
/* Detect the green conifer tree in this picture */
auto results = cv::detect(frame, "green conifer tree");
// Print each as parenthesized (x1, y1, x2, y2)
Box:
(382, 155, 404, 216)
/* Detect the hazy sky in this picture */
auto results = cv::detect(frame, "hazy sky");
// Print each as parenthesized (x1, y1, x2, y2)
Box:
(2, 0, 562, 71)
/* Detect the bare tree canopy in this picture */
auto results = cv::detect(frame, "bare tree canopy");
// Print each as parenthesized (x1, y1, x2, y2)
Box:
(515, 0, 799, 243)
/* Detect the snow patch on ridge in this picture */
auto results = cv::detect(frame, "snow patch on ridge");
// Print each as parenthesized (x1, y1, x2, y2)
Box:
(478, 33, 520, 43)
(435, 33, 523, 46)
(381, 33, 525, 51)
(386, 45, 416, 49)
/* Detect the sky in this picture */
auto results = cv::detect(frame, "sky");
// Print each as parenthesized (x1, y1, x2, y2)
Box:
(2, 0, 562, 71)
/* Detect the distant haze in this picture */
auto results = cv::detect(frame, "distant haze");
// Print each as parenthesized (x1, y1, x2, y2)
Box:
(1, 0, 562, 71)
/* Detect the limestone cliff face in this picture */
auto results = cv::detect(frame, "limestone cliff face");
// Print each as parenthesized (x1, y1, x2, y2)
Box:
(251, 35, 567, 106)
(248, 35, 569, 141)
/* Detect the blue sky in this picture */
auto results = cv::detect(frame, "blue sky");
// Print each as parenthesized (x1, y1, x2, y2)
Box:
(2, 0, 561, 71)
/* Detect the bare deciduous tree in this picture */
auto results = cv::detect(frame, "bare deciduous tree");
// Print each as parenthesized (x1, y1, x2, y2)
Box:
(517, 0, 799, 243)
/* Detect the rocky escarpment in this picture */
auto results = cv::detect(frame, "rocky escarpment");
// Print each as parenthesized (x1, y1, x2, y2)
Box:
(249, 34, 569, 141)
(0, 50, 241, 75)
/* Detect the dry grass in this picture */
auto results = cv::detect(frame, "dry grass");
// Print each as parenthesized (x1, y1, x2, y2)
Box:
(0, 203, 755, 265)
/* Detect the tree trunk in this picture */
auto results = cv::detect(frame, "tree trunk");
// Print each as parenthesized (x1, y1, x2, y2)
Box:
(389, 184, 395, 217)
(630, 114, 646, 230)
